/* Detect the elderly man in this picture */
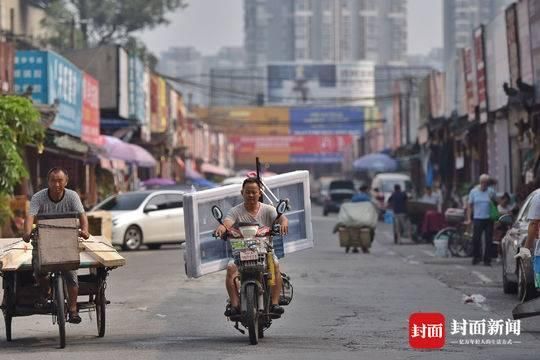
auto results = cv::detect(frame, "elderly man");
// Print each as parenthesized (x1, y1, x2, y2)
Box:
(23, 167, 89, 324)
(466, 174, 497, 266)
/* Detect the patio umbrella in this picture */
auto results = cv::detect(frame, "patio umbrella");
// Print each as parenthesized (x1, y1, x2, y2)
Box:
(101, 136, 157, 168)
(353, 153, 398, 173)
(190, 178, 218, 188)
(128, 144, 157, 168)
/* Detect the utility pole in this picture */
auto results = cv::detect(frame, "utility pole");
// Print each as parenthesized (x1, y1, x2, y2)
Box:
(70, 16, 76, 49)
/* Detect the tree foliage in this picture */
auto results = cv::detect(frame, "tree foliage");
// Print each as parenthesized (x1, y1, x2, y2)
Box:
(0, 96, 44, 195)
(43, 0, 186, 51)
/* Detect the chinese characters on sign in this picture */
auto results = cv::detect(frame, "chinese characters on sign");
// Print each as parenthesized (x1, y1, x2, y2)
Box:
(450, 319, 520, 337)
(409, 313, 522, 350)
(409, 313, 446, 349)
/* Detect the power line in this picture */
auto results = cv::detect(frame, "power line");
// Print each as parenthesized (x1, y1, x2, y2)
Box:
(159, 73, 406, 105)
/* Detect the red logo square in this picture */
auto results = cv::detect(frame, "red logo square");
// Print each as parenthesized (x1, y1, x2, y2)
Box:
(409, 312, 446, 349)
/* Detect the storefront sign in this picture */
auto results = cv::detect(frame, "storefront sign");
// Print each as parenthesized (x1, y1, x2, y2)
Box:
(474, 26, 488, 123)
(530, 0, 540, 103)
(81, 73, 101, 145)
(518, 0, 533, 84)
(230, 135, 354, 164)
(506, 4, 520, 87)
(463, 48, 477, 121)
(54, 135, 89, 153)
(485, 13, 511, 112)
(0, 42, 14, 93)
(15, 50, 83, 137)
(128, 56, 146, 123)
(289, 107, 364, 135)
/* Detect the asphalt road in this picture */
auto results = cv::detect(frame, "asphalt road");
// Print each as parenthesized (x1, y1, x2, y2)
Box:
(2, 205, 540, 359)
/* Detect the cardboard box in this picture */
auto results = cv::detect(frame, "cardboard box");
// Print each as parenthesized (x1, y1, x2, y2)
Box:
(36, 217, 80, 272)
(87, 211, 112, 244)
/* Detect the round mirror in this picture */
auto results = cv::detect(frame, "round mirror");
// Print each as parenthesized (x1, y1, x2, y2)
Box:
(212, 205, 223, 221)
(276, 200, 288, 215)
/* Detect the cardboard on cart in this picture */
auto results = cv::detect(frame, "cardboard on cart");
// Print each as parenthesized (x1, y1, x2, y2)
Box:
(36, 217, 80, 272)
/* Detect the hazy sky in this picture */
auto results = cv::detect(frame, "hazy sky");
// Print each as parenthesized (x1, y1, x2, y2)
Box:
(139, 0, 442, 57)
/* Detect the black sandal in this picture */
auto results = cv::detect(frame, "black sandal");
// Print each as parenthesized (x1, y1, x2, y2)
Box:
(270, 304, 284, 315)
(224, 304, 240, 317)
(68, 312, 82, 324)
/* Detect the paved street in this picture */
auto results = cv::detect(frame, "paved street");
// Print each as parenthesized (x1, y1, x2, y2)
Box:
(2, 205, 540, 359)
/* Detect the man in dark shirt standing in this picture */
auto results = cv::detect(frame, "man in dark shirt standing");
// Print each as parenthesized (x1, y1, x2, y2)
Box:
(388, 184, 410, 244)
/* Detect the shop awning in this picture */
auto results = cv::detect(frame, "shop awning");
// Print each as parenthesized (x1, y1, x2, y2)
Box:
(101, 135, 157, 168)
(201, 163, 230, 177)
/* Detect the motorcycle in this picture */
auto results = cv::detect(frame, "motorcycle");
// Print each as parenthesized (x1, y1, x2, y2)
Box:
(211, 200, 293, 345)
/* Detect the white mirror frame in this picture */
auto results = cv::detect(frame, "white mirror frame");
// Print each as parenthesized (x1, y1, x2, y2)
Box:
(183, 171, 313, 278)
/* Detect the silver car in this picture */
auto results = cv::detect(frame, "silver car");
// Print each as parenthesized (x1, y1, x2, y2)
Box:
(92, 190, 186, 251)
(501, 189, 539, 302)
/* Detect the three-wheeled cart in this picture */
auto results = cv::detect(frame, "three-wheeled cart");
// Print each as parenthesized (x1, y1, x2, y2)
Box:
(0, 235, 125, 348)
(335, 202, 378, 253)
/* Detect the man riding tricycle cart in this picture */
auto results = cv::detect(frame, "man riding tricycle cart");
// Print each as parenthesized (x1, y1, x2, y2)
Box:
(0, 213, 125, 349)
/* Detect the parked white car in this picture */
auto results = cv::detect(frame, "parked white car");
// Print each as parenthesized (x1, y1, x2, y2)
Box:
(91, 190, 185, 251)
(370, 173, 413, 202)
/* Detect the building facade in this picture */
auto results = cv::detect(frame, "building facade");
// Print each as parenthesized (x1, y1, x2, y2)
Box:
(245, 0, 407, 66)
(443, 0, 513, 66)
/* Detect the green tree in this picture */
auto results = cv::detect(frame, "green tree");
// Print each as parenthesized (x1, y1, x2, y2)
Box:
(44, 0, 187, 47)
(124, 36, 158, 70)
(0, 96, 44, 225)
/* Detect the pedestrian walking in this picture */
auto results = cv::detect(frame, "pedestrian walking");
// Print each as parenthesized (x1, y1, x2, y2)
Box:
(388, 184, 410, 244)
(466, 174, 497, 266)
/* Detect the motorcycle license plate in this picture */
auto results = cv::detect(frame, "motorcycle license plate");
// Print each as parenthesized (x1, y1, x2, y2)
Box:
(240, 250, 258, 261)
(231, 240, 247, 250)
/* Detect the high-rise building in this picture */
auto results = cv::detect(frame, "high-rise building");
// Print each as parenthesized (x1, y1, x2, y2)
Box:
(245, 0, 407, 66)
(443, 0, 513, 66)
(158, 46, 247, 107)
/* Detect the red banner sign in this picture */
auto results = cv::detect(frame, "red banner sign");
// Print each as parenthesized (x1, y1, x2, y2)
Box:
(229, 135, 353, 155)
(81, 73, 101, 145)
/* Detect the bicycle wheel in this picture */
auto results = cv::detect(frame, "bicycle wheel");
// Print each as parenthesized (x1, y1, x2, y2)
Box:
(96, 272, 106, 337)
(436, 228, 465, 257)
(2, 273, 15, 342)
(54, 274, 66, 349)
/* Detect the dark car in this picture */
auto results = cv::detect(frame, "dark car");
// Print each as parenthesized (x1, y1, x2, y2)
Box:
(501, 189, 539, 302)
(322, 180, 356, 216)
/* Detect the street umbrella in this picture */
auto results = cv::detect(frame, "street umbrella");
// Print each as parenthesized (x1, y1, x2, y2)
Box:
(353, 153, 398, 173)
(190, 178, 218, 189)
(142, 178, 175, 186)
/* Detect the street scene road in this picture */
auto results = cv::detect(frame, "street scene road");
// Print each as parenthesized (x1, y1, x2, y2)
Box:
(2, 205, 539, 359)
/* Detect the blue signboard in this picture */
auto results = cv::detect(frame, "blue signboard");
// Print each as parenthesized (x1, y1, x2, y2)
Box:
(129, 56, 146, 123)
(289, 107, 364, 135)
(15, 50, 83, 137)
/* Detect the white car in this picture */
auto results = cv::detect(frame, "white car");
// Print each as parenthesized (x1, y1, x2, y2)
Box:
(370, 173, 413, 202)
(91, 190, 185, 251)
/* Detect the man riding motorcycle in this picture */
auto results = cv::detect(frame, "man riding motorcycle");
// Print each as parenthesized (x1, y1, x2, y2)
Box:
(214, 177, 289, 317)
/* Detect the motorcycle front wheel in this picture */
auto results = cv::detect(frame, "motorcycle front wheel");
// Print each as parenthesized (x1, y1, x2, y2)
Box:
(245, 284, 259, 345)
